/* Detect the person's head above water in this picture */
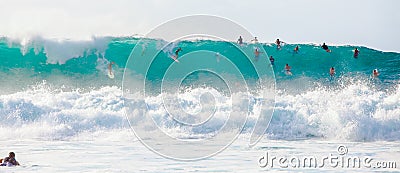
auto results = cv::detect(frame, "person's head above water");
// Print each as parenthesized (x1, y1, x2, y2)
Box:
(373, 69, 379, 76)
(9, 152, 15, 158)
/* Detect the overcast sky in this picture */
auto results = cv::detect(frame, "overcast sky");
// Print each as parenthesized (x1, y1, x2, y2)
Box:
(0, 0, 399, 52)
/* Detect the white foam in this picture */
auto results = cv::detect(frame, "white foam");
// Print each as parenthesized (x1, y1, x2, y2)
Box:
(270, 83, 400, 141)
(0, 80, 399, 142)
(5, 36, 111, 64)
(0, 85, 125, 140)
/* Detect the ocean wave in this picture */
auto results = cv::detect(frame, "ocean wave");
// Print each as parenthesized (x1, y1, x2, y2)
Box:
(0, 36, 399, 142)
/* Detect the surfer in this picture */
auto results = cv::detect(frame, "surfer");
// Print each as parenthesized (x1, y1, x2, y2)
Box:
(284, 64, 292, 75)
(353, 48, 360, 58)
(330, 67, 335, 76)
(373, 69, 379, 77)
(175, 47, 182, 58)
(321, 43, 331, 52)
(269, 56, 275, 65)
(275, 39, 284, 50)
(108, 61, 115, 76)
(294, 45, 299, 53)
(0, 152, 19, 166)
(237, 36, 243, 45)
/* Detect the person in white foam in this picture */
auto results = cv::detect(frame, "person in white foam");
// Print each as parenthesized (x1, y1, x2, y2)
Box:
(373, 69, 379, 78)
(0, 152, 20, 166)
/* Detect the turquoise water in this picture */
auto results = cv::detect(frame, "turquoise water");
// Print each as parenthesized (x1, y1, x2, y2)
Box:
(1, 37, 398, 89)
(0, 36, 399, 142)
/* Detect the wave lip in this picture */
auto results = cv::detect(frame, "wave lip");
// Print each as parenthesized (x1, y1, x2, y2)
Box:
(2, 36, 112, 64)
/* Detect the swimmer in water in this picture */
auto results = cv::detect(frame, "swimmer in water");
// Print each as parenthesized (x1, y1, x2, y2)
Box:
(284, 64, 292, 75)
(321, 43, 331, 52)
(353, 48, 360, 58)
(294, 45, 299, 53)
(275, 39, 282, 49)
(1, 152, 19, 166)
(269, 56, 275, 65)
(330, 67, 335, 76)
(254, 48, 262, 60)
(237, 36, 243, 45)
(254, 48, 261, 56)
(373, 69, 379, 78)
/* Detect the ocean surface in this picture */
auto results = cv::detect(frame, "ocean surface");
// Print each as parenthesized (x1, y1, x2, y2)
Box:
(0, 36, 399, 172)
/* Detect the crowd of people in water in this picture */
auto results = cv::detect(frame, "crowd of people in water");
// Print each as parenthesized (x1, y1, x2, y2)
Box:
(237, 36, 379, 78)
(169, 36, 379, 78)
(115, 36, 379, 79)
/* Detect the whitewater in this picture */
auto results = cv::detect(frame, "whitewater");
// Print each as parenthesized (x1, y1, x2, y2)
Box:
(0, 36, 399, 172)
